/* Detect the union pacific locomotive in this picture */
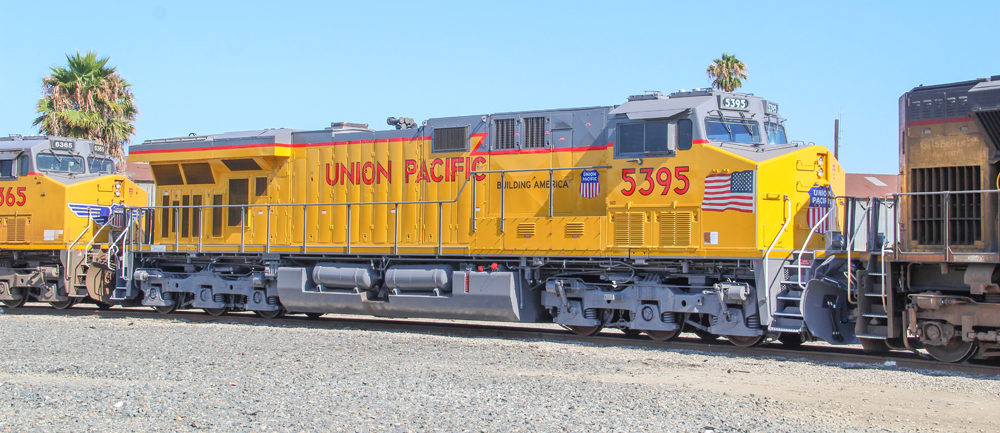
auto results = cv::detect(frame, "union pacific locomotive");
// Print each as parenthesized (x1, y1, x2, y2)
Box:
(112, 88, 848, 348)
(0, 136, 146, 309)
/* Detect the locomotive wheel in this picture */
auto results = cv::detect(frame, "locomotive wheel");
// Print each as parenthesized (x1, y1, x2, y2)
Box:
(778, 333, 804, 347)
(204, 307, 230, 317)
(858, 337, 889, 353)
(153, 304, 178, 314)
(305, 313, 324, 320)
(645, 329, 682, 342)
(567, 324, 604, 336)
(254, 309, 286, 319)
(925, 338, 978, 363)
(726, 334, 766, 348)
(49, 298, 76, 310)
(1, 294, 28, 308)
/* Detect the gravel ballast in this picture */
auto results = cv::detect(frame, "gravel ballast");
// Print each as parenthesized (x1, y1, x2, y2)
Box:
(0, 312, 997, 432)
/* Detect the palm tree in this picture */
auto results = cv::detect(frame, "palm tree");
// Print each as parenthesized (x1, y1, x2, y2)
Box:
(706, 53, 748, 92)
(33, 51, 138, 167)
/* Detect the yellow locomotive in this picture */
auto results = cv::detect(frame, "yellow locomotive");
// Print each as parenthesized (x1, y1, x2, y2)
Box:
(123, 89, 846, 345)
(0, 135, 146, 309)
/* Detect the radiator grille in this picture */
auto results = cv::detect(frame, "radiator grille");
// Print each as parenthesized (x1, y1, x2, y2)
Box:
(523, 117, 546, 149)
(517, 222, 536, 237)
(659, 211, 693, 246)
(976, 110, 1000, 149)
(910, 166, 981, 246)
(5, 217, 27, 242)
(614, 212, 645, 246)
(494, 118, 515, 150)
(565, 222, 585, 237)
(908, 96, 968, 122)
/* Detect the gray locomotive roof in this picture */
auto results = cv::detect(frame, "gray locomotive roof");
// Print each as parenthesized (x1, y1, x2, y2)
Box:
(609, 95, 714, 119)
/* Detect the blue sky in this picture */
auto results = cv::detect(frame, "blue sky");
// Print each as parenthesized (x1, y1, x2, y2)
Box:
(1, 1, 997, 174)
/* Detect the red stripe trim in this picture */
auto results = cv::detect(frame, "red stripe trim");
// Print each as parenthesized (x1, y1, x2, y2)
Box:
(130, 136, 433, 155)
(693, 139, 710, 144)
(906, 117, 973, 126)
(27, 171, 45, 177)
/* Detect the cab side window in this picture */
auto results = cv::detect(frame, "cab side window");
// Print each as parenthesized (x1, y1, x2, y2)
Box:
(18, 155, 29, 176)
(616, 120, 673, 157)
(0, 160, 13, 178)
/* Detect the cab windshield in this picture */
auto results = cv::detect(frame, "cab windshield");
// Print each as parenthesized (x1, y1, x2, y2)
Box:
(36, 153, 85, 173)
(766, 122, 788, 145)
(88, 157, 115, 174)
(705, 117, 761, 144)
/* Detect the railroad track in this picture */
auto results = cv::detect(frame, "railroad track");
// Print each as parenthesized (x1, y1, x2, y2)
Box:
(4, 303, 999, 377)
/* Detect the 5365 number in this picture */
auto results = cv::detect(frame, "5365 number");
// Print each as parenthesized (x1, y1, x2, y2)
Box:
(620, 167, 689, 196)
(0, 187, 27, 206)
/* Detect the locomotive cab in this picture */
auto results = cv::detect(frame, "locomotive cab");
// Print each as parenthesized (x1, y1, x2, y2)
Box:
(0, 135, 147, 309)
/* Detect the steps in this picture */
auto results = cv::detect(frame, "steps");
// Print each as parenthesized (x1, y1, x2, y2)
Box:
(769, 252, 813, 333)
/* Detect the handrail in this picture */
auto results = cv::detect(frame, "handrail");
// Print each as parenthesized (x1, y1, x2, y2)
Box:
(763, 195, 791, 322)
(796, 204, 836, 289)
(129, 164, 611, 254)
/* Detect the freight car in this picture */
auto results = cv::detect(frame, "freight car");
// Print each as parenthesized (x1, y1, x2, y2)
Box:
(110, 88, 852, 347)
(0, 135, 147, 309)
(833, 76, 1000, 362)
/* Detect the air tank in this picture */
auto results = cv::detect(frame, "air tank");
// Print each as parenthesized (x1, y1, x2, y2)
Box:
(311, 264, 374, 290)
(384, 265, 454, 292)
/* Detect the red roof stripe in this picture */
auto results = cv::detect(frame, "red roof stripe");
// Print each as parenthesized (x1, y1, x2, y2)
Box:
(906, 117, 973, 127)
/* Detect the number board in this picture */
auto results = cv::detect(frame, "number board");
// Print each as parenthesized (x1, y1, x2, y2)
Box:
(764, 100, 779, 115)
(51, 140, 75, 150)
(92, 143, 107, 154)
(719, 96, 750, 111)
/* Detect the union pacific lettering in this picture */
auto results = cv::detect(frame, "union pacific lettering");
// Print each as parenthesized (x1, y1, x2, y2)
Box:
(324, 157, 486, 186)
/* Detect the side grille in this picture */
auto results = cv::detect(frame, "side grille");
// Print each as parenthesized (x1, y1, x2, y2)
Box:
(494, 119, 516, 150)
(910, 166, 981, 246)
(976, 110, 1000, 149)
(908, 96, 968, 122)
(523, 117, 546, 149)
(659, 211, 693, 247)
(5, 217, 27, 242)
(517, 222, 536, 237)
(565, 222, 585, 237)
(614, 212, 645, 246)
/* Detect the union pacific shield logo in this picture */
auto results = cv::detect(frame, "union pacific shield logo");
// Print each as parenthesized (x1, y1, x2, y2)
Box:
(580, 169, 600, 199)
(807, 184, 830, 234)
(68, 203, 126, 228)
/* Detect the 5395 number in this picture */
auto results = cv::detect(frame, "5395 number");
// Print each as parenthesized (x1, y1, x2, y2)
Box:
(620, 167, 690, 196)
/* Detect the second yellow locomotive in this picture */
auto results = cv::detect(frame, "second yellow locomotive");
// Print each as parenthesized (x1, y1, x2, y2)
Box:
(120, 89, 844, 345)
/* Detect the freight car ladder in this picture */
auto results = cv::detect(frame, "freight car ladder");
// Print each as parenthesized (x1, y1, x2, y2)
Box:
(853, 198, 901, 346)
(769, 251, 813, 333)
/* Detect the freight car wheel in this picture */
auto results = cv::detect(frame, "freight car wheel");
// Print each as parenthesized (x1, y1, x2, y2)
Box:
(254, 309, 286, 319)
(567, 325, 604, 336)
(726, 335, 766, 348)
(925, 338, 978, 363)
(49, 298, 76, 310)
(204, 307, 229, 317)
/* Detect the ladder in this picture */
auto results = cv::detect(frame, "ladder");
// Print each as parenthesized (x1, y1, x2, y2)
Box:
(853, 198, 902, 343)
(769, 251, 813, 333)
(107, 208, 135, 301)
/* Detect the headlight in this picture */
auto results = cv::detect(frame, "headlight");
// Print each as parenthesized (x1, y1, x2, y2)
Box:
(817, 168, 824, 178)
(114, 181, 122, 197)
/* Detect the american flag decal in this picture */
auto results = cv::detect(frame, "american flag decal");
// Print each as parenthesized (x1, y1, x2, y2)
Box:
(807, 184, 831, 234)
(580, 169, 600, 199)
(702, 170, 754, 213)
